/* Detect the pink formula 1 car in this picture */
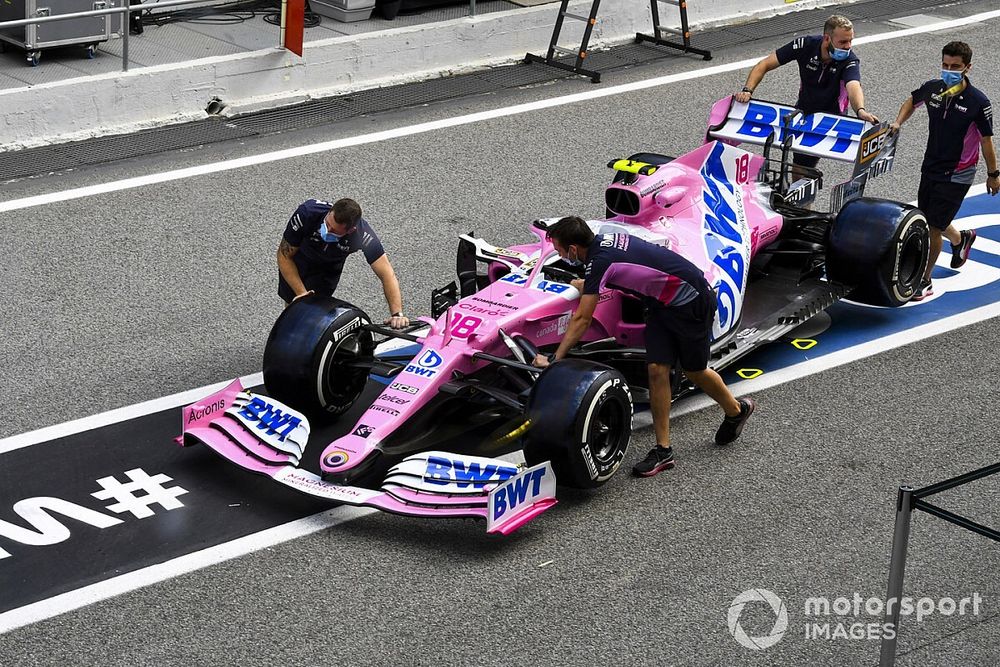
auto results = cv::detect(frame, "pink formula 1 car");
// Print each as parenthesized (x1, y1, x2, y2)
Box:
(179, 97, 929, 533)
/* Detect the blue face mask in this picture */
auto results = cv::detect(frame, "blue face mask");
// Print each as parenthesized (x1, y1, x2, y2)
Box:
(830, 46, 851, 61)
(941, 69, 964, 87)
(319, 226, 342, 243)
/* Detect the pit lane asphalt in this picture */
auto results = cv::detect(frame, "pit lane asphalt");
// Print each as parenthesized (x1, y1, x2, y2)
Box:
(2, 5, 1000, 665)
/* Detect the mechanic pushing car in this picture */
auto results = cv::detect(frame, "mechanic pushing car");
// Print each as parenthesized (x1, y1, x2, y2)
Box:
(735, 15, 878, 174)
(890, 41, 999, 301)
(276, 197, 411, 329)
(532, 216, 755, 479)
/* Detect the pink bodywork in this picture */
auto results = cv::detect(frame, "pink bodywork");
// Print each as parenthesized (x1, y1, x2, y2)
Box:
(321, 137, 784, 476)
(180, 380, 556, 535)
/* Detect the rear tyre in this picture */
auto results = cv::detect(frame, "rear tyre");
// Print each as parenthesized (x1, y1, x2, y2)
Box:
(827, 198, 929, 307)
(263, 296, 374, 416)
(522, 360, 633, 489)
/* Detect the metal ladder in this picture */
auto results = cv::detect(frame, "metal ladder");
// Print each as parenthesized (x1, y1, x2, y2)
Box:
(636, 0, 712, 60)
(524, 0, 603, 83)
(525, 0, 711, 83)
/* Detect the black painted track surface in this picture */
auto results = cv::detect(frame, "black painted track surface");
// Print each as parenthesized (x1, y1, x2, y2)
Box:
(1, 2, 1000, 664)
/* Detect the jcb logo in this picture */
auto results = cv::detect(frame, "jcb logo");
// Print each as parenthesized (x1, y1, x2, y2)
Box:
(860, 130, 888, 164)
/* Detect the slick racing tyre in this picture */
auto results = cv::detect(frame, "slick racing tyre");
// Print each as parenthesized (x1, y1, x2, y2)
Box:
(522, 359, 633, 489)
(263, 296, 375, 416)
(827, 198, 929, 307)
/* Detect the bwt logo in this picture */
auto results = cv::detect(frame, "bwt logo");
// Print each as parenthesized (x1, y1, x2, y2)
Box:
(404, 349, 443, 378)
(535, 280, 570, 294)
(237, 397, 301, 442)
(700, 142, 747, 331)
(491, 467, 548, 521)
(735, 102, 864, 154)
(423, 456, 517, 488)
(500, 273, 529, 286)
(417, 349, 442, 368)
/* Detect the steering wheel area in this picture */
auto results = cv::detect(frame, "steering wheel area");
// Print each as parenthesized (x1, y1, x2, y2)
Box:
(541, 263, 583, 284)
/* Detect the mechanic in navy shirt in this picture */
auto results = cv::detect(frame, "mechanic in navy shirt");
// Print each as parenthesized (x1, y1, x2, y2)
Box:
(890, 41, 999, 301)
(277, 197, 410, 329)
(533, 216, 755, 478)
(735, 15, 878, 171)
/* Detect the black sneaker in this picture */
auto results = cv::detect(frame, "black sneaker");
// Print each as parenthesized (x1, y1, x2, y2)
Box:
(911, 278, 933, 302)
(715, 398, 756, 445)
(950, 229, 977, 269)
(632, 446, 675, 477)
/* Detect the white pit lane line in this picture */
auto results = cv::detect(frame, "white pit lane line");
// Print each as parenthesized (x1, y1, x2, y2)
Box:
(0, 9, 998, 214)
(2, 13, 1000, 634)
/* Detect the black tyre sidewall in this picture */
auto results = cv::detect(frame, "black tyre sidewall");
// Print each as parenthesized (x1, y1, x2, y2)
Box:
(523, 360, 633, 489)
(828, 199, 929, 307)
(263, 297, 374, 416)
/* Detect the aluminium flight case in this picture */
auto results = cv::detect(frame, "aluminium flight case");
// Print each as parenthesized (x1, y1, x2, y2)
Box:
(0, 0, 122, 66)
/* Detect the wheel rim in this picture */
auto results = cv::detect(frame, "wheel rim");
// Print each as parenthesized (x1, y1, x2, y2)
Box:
(897, 232, 926, 289)
(323, 331, 373, 407)
(588, 395, 628, 463)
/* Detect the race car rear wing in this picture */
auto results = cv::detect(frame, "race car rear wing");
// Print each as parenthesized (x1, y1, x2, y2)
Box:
(706, 95, 899, 213)
(178, 380, 557, 535)
(706, 96, 871, 163)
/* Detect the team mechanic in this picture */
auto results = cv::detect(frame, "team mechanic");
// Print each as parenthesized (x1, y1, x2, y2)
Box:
(533, 216, 755, 479)
(735, 15, 878, 174)
(276, 197, 411, 329)
(890, 41, 999, 301)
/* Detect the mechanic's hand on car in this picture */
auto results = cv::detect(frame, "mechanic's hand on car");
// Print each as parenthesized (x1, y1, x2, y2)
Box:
(888, 121, 902, 135)
(385, 313, 410, 330)
(857, 109, 879, 124)
(570, 279, 584, 292)
(734, 90, 752, 104)
(532, 353, 550, 369)
(292, 290, 315, 303)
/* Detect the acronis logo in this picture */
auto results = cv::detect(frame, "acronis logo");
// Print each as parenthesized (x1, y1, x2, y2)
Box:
(423, 456, 518, 488)
(700, 142, 748, 331)
(237, 397, 301, 442)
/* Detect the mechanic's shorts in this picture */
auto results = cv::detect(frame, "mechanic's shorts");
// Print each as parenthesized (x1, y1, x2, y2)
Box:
(792, 151, 820, 170)
(917, 175, 971, 231)
(277, 270, 341, 304)
(644, 290, 716, 371)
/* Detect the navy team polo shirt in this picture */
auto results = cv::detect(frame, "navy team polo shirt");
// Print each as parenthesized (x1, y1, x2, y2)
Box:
(775, 35, 861, 115)
(912, 77, 994, 184)
(282, 199, 386, 293)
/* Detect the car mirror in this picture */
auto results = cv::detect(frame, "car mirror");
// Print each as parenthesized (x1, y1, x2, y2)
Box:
(655, 186, 687, 208)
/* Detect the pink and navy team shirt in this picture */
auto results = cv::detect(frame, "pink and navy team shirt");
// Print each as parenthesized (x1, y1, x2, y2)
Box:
(283, 199, 386, 277)
(912, 78, 994, 184)
(582, 234, 711, 309)
(775, 35, 860, 115)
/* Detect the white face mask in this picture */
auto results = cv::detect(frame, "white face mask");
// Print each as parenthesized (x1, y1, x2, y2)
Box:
(563, 248, 583, 266)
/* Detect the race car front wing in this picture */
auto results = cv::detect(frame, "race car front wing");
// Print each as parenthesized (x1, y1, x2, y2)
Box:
(177, 379, 557, 535)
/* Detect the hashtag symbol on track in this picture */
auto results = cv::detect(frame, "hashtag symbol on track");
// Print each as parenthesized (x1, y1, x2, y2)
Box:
(91, 468, 190, 519)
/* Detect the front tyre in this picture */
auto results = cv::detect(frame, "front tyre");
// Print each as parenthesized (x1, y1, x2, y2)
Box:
(263, 296, 375, 416)
(827, 198, 929, 307)
(522, 360, 633, 489)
